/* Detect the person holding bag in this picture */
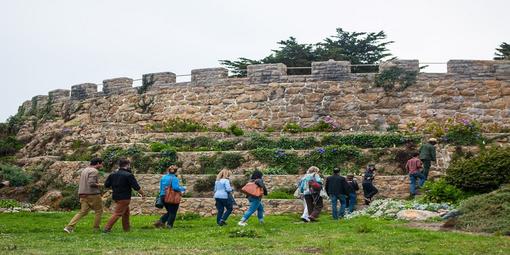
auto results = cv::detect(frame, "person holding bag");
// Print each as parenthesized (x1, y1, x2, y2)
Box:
(154, 165, 186, 229)
(238, 170, 267, 226)
(213, 169, 234, 226)
(299, 166, 323, 221)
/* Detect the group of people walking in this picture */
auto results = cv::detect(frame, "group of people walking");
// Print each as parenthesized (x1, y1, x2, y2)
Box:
(62, 138, 437, 232)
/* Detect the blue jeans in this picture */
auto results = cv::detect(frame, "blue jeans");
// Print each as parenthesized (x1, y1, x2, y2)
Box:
(330, 194, 346, 219)
(215, 198, 233, 224)
(347, 192, 357, 213)
(409, 172, 425, 195)
(241, 196, 264, 222)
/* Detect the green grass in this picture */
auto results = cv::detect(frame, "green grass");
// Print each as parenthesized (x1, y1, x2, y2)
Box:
(0, 212, 509, 255)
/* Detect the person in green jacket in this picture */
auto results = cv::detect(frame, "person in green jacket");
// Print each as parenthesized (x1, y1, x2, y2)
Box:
(419, 138, 437, 181)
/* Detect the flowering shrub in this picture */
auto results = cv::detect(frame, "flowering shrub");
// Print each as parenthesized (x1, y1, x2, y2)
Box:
(424, 118, 484, 145)
(283, 117, 341, 133)
(346, 199, 454, 219)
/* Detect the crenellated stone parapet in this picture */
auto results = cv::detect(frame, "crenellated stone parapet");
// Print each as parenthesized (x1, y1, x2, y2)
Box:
(142, 72, 176, 90)
(102, 77, 134, 95)
(191, 68, 228, 85)
(70, 83, 97, 100)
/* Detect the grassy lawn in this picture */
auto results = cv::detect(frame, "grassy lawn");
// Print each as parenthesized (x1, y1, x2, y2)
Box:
(0, 212, 509, 255)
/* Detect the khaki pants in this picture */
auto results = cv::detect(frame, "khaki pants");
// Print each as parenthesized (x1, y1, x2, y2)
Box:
(66, 194, 103, 229)
(104, 199, 131, 231)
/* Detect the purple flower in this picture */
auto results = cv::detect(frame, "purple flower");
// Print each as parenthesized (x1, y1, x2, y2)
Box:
(316, 148, 325, 154)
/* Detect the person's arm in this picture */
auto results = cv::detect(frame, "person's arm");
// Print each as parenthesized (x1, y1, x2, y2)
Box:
(224, 180, 233, 193)
(104, 174, 112, 189)
(431, 146, 437, 162)
(128, 174, 144, 197)
(417, 160, 423, 170)
(172, 176, 186, 192)
(325, 177, 330, 195)
(88, 171, 99, 188)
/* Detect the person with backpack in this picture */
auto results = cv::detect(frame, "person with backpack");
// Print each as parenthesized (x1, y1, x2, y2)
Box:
(296, 169, 312, 222)
(238, 170, 267, 226)
(103, 158, 145, 233)
(362, 164, 378, 205)
(325, 168, 349, 220)
(154, 165, 186, 229)
(299, 166, 323, 221)
(213, 169, 234, 226)
(406, 152, 425, 197)
(345, 174, 359, 213)
(64, 158, 104, 233)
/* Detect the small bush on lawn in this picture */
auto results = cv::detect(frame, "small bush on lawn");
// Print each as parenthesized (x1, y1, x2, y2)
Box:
(193, 175, 216, 193)
(421, 178, 467, 204)
(0, 199, 20, 208)
(0, 163, 31, 187)
(456, 185, 510, 234)
(228, 228, 260, 238)
(446, 146, 510, 193)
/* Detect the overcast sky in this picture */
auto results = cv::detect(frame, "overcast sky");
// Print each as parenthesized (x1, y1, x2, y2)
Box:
(1, 0, 509, 121)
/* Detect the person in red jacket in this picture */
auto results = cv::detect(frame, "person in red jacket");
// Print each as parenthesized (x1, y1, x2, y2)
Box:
(406, 152, 425, 197)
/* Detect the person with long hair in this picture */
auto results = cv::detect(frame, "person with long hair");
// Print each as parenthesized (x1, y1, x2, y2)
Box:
(154, 165, 186, 229)
(299, 166, 323, 221)
(214, 169, 234, 226)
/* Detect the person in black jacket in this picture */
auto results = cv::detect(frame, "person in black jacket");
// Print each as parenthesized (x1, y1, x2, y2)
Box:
(325, 168, 349, 219)
(345, 174, 359, 213)
(238, 170, 268, 226)
(103, 158, 145, 232)
(362, 164, 378, 205)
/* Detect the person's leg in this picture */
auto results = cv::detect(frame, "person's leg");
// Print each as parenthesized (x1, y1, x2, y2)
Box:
(241, 197, 260, 222)
(422, 160, 431, 180)
(215, 198, 225, 225)
(301, 198, 309, 220)
(348, 193, 357, 213)
(339, 194, 346, 218)
(160, 203, 171, 224)
(410, 173, 417, 195)
(256, 200, 265, 223)
(66, 197, 91, 230)
(89, 195, 103, 229)
(222, 200, 233, 223)
(304, 195, 314, 216)
(310, 195, 323, 219)
(121, 200, 131, 231)
(418, 172, 426, 187)
(166, 203, 180, 228)
(330, 194, 338, 219)
(362, 183, 371, 205)
(104, 200, 129, 231)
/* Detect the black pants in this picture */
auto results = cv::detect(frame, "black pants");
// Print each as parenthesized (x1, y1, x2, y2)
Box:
(160, 203, 179, 227)
(362, 182, 378, 199)
(215, 198, 233, 224)
(304, 193, 323, 220)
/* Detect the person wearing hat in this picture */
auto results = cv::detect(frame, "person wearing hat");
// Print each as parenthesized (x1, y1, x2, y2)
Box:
(419, 138, 437, 181)
(362, 164, 378, 205)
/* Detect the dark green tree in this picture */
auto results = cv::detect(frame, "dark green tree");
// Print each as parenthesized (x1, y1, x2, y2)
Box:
(220, 28, 394, 76)
(494, 42, 510, 60)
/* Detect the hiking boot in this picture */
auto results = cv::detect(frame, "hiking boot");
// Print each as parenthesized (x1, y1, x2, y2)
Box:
(63, 226, 73, 233)
(238, 221, 247, 227)
(166, 225, 173, 230)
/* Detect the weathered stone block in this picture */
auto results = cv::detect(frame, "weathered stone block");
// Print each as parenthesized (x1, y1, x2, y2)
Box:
(447, 60, 502, 75)
(311, 60, 350, 80)
(142, 72, 176, 89)
(380, 59, 419, 73)
(48, 89, 70, 101)
(248, 63, 287, 83)
(191, 68, 228, 85)
(103, 77, 133, 95)
(71, 83, 98, 100)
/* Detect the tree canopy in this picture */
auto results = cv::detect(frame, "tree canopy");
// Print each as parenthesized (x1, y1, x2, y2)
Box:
(494, 42, 510, 60)
(220, 28, 394, 76)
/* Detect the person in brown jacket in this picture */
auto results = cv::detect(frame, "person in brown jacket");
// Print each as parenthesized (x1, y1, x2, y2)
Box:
(64, 158, 104, 233)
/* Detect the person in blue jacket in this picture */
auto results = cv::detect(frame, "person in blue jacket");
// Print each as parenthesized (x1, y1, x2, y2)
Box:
(214, 169, 234, 226)
(154, 165, 186, 229)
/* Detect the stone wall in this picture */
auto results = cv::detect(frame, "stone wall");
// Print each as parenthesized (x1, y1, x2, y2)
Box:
(16, 59, 510, 137)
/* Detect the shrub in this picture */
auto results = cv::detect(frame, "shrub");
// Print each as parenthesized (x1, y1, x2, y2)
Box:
(446, 147, 510, 193)
(0, 164, 31, 187)
(231, 176, 249, 191)
(0, 199, 20, 208)
(283, 122, 302, 133)
(59, 185, 80, 210)
(228, 228, 260, 238)
(0, 136, 23, 157)
(101, 145, 154, 172)
(157, 149, 178, 172)
(199, 153, 244, 174)
(455, 185, 510, 234)
(162, 118, 208, 132)
(424, 118, 484, 145)
(193, 175, 216, 193)
(421, 178, 466, 204)
(266, 191, 294, 199)
(321, 134, 420, 148)
(304, 145, 363, 174)
(250, 148, 301, 174)
(262, 167, 288, 175)
(374, 66, 418, 92)
(227, 124, 244, 136)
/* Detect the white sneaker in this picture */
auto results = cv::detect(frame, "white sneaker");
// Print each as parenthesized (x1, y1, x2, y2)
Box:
(63, 227, 73, 233)
(238, 221, 247, 227)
